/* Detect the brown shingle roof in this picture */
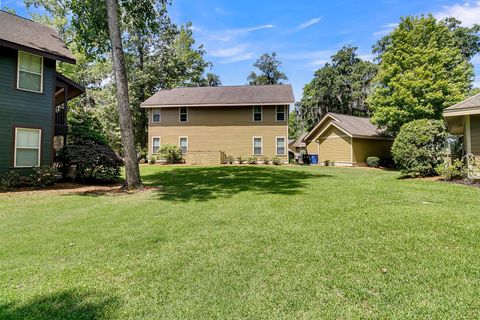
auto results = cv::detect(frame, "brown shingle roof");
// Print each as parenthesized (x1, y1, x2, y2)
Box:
(290, 132, 308, 148)
(304, 113, 392, 142)
(0, 11, 76, 63)
(444, 93, 480, 115)
(141, 85, 295, 107)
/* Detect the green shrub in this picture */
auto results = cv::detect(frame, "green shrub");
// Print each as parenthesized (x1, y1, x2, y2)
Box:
(367, 156, 381, 168)
(236, 156, 245, 164)
(148, 155, 157, 165)
(272, 157, 283, 165)
(436, 159, 467, 181)
(380, 157, 395, 168)
(158, 144, 183, 164)
(0, 171, 22, 190)
(56, 139, 123, 183)
(392, 119, 448, 177)
(247, 156, 258, 165)
(31, 166, 57, 188)
(261, 157, 270, 164)
(324, 160, 335, 166)
(0, 166, 57, 191)
(226, 155, 235, 164)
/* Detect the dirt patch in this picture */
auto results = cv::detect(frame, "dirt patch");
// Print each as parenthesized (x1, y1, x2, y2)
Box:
(0, 182, 160, 196)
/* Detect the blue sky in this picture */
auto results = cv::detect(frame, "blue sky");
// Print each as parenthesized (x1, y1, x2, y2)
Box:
(3, 0, 480, 101)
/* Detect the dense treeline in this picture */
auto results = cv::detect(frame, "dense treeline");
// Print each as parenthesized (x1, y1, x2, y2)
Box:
(291, 15, 480, 138)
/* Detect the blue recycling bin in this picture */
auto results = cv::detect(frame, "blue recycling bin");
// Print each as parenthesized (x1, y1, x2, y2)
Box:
(310, 155, 318, 165)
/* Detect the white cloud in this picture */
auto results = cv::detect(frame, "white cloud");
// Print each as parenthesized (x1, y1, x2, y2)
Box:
(214, 7, 230, 16)
(210, 45, 254, 63)
(209, 24, 275, 42)
(373, 22, 398, 37)
(311, 59, 329, 66)
(295, 17, 322, 31)
(359, 53, 375, 62)
(189, 23, 275, 64)
(435, 1, 480, 27)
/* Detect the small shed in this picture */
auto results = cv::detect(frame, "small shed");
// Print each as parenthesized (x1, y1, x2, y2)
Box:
(302, 113, 393, 166)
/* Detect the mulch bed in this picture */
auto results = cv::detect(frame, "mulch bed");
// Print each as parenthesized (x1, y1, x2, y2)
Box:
(0, 182, 160, 196)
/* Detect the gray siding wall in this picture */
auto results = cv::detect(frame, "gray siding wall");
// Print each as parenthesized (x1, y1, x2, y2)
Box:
(0, 47, 55, 174)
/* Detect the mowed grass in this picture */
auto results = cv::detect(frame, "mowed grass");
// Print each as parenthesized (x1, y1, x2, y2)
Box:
(0, 165, 479, 319)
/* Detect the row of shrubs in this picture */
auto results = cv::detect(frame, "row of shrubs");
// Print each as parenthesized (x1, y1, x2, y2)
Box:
(225, 156, 283, 165)
(0, 166, 57, 191)
(0, 139, 123, 191)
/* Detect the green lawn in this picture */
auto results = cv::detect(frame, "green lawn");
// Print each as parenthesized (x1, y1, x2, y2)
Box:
(0, 165, 479, 319)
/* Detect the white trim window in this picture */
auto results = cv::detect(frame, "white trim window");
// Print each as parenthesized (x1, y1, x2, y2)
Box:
(179, 136, 188, 154)
(179, 107, 188, 122)
(14, 128, 41, 167)
(253, 106, 262, 122)
(17, 51, 43, 93)
(152, 137, 161, 154)
(151, 109, 161, 123)
(253, 136, 263, 155)
(276, 136, 286, 155)
(276, 105, 286, 122)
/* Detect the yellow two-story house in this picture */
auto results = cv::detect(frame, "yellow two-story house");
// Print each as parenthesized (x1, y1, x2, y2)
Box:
(141, 85, 295, 164)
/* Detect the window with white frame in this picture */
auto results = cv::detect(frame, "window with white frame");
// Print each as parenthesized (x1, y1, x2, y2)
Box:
(152, 137, 161, 153)
(179, 107, 188, 122)
(179, 137, 188, 154)
(15, 128, 41, 167)
(253, 106, 262, 122)
(17, 51, 43, 93)
(276, 106, 286, 122)
(253, 137, 263, 155)
(276, 137, 286, 155)
(152, 109, 161, 123)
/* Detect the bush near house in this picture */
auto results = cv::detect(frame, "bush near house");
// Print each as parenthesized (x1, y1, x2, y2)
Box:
(225, 155, 235, 164)
(367, 156, 381, 168)
(436, 159, 467, 181)
(247, 156, 258, 164)
(272, 157, 283, 165)
(392, 119, 448, 177)
(56, 139, 123, 183)
(0, 166, 57, 191)
(158, 144, 183, 164)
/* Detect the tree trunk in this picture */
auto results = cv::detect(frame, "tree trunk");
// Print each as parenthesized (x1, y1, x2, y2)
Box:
(137, 41, 148, 150)
(106, 0, 142, 189)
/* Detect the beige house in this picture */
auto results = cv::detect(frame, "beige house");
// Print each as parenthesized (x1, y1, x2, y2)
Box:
(302, 113, 393, 166)
(444, 93, 480, 157)
(141, 85, 294, 164)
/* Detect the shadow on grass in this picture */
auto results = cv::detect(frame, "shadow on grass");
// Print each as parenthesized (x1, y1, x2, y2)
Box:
(0, 289, 118, 320)
(141, 165, 330, 202)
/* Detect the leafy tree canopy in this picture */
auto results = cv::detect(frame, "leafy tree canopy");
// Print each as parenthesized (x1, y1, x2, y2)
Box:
(296, 46, 377, 131)
(248, 52, 288, 85)
(369, 15, 480, 134)
(26, 0, 214, 151)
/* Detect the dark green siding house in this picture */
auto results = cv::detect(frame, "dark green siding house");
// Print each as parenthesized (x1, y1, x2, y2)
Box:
(0, 11, 84, 174)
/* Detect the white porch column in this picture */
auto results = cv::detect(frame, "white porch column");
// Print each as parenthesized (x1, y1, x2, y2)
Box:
(465, 115, 472, 154)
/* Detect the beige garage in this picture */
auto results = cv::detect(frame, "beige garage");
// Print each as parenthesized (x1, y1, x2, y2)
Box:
(303, 113, 393, 166)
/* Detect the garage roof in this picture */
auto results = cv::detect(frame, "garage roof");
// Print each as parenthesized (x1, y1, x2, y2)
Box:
(304, 113, 392, 142)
